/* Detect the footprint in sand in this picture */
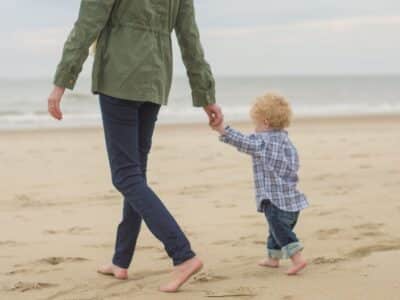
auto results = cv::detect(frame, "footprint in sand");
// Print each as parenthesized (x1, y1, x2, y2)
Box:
(14, 257, 89, 269)
(14, 194, 36, 207)
(346, 240, 400, 259)
(354, 222, 383, 230)
(192, 272, 229, 284)
(205, 287, 256, 298)
(0, 241, 19, 247)
(14, 194, 53, 208)
(315, 228, 341, 240)
(10, 258, 87, 275)
(7, 281, 58, 293)
(6, 267, 63, 276)
(353, 223, 384, 238)
(38, 257, 88, 266)
(5, 268, 30, 276)
(312, 256, 346, 265)
(44, 226, 91, 235)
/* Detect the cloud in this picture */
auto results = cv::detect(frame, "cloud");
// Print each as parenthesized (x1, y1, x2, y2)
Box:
(0, 1, 399, 78)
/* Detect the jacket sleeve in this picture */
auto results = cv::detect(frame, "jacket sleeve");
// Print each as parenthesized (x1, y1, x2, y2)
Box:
(175, 0, 216, 107)
(219, 127, 266, 156)
(53, 0, 116, 90)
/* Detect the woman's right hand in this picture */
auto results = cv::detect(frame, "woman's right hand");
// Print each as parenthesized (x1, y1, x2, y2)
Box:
(48, 86, 66, 120)
(203, 104, 223, 127)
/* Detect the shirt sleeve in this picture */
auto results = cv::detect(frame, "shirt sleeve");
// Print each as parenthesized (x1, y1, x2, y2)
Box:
(174, 0, 216, 107)
(53, 0, 116, 90)
(219, 126, 266, 156)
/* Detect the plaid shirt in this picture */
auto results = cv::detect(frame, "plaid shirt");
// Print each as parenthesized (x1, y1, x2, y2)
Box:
(220, 126, 309, 212)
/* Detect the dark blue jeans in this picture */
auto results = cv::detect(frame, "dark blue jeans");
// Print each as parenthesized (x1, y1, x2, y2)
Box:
(99, 94, 195, 267)
(263, 200, 303, 259)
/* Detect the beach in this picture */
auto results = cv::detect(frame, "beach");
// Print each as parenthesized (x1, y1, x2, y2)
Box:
(1, 115, 400, 300)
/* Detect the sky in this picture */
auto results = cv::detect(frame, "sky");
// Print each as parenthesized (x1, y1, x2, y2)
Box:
(0, 0, 399, 78)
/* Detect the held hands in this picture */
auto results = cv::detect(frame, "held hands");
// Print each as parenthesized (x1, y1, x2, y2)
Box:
(203, 104, 223, 127)
(48, 86, 65, 120)
(203, 104, 226, 135)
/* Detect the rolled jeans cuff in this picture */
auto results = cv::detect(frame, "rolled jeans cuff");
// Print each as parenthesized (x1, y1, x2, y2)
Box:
(268, 249, 283, 259)
(282, 242, 304, 259)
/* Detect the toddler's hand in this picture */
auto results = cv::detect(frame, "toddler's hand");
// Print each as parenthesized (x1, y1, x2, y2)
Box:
(211, 122, 226, 135)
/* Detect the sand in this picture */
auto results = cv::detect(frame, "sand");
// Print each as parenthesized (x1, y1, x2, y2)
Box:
(1, 115, 400, 300)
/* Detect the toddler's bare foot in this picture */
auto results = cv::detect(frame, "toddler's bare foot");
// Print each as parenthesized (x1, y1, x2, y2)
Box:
(159, 257, 203, 293)
(258, 258, 280, 268)
(286, 253, 307, 275)
(97, 263, 128, 280)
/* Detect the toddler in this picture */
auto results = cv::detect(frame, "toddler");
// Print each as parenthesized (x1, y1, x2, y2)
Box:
(212, 93, 308, 275)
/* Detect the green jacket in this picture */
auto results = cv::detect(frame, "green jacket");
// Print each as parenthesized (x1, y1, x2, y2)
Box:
(54, 0, 216, 107)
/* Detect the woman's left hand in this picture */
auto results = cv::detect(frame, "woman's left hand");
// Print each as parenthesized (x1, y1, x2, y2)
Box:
(48, 86, 66, 120)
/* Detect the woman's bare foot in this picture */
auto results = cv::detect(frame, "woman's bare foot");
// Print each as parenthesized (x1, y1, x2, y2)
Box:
(97, 263, 128, 280)
(286, 252, 307, 275)
(159, 257, 203, 293)
(258, 258, 280, 268)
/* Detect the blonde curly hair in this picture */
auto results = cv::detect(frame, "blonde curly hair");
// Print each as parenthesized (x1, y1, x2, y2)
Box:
(250, 92, 292, 130)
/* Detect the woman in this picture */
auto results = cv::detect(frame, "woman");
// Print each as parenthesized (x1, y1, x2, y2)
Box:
(47, 0, 222, 293)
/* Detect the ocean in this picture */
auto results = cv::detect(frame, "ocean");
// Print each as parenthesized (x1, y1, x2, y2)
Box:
(0, 75, 399, 130)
